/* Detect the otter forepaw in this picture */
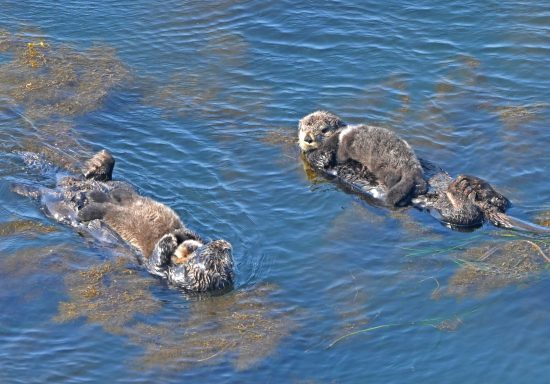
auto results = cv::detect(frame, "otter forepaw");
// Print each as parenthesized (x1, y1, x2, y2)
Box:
(449, 175, 478, 202)
(157, 233, 178, 255)
(146, 233, 179, 274)
(172, 227, 202, 243)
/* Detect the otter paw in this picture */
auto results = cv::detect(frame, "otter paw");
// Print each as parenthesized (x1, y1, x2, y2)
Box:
(449, 175, 480, 202)
(172, 227, 202, 243)
(157, 233, 179, 256)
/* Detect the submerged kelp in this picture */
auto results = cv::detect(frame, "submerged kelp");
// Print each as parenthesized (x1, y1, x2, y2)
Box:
(0, 244, 77, 279)
(55, 258, 161, 334)
(144, 23, 269, 127)
(535, 211, 550, 227)
(54, 258, 294, 372)
(0, 244, 84, 304)
(0, 219, 57, 237)
(0, 30, 130, 120)
(0, 28, 130, 169)
(494, 103, 547, 130)
(446, 238, 549, 297)
(132, 284, 294, 371)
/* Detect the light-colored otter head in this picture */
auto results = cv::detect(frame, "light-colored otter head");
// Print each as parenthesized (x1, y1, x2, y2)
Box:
(298, 110, 346, 152)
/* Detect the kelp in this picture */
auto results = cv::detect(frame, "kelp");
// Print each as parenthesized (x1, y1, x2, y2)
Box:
(446, 238, 549, 297)
(132, 284, 294, 371)
(0, 30, 130, 121)
(54, 258, 294, 371)
(0, 28, 130, 169)
(54, 259, 161, 335)
(0, 219, 57, 237)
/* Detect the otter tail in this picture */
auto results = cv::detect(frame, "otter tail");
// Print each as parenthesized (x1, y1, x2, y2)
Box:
(386, 173, 426, 207)
(486, 211, 550, 234)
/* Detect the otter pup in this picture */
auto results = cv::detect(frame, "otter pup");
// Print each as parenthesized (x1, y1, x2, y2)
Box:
(13, 150, 235, 293)
(298, 111, 550, 232)
(299, 110, 427, 207)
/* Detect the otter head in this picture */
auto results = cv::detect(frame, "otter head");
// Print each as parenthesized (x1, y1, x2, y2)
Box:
(171, 239, 234, 292)
(298, 111, 346, 152)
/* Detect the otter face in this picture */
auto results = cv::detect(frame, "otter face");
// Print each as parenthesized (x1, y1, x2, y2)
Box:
(298, 111, 346, 152)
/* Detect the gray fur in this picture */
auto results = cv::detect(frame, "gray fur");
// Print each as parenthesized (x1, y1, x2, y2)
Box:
(298, 111, 549, 232)
(337, 125, 427, 206)
(298, 110, 427, 207)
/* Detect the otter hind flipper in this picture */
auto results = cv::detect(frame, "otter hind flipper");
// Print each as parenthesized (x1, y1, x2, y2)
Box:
(82, 150, 115, 181)
(77, 202, 109, 222)
(486, 211, 550, 234)
(453, 175, 511, 212)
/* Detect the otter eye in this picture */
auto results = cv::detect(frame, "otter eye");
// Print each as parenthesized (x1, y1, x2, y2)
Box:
(321, 127, 330, 134)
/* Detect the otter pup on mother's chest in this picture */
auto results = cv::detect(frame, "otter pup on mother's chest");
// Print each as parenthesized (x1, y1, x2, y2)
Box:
(299, 110, 427, 207)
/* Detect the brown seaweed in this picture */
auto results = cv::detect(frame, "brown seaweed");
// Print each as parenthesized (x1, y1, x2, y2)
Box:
(447, 239, 549, 297)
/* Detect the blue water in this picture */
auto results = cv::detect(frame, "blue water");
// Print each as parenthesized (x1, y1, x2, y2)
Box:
(1, 1, 549, 383)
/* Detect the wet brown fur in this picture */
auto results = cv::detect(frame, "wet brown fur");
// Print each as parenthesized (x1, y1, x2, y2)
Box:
(99, 196, 184, 259)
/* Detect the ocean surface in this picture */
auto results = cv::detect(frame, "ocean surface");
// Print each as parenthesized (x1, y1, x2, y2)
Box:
(1, 1, 549, 383)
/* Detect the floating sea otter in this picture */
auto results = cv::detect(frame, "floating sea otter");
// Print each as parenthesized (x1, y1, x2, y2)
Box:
(298, 110, 548, 232)
(13, 150, 235, 292)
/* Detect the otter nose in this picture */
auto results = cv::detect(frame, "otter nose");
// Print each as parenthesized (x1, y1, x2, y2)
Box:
(304, 135, 314, 144)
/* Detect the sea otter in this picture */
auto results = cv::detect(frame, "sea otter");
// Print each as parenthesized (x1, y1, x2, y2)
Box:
(298, 111, 548, 232)
(299, 110, 427, 207)
(13, 150, 235, 293)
